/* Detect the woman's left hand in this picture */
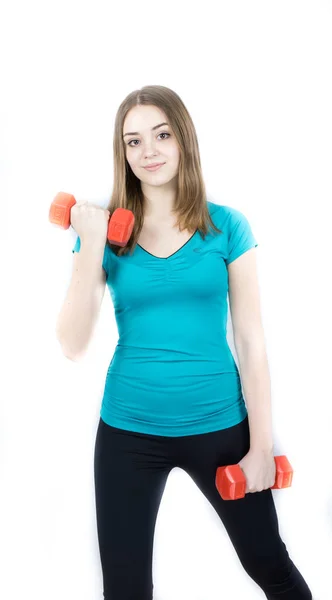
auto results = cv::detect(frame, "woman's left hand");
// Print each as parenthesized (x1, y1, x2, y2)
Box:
(238, 448, 276, 494)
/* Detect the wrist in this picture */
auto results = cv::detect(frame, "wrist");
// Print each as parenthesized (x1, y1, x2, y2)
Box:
(250, 442, 274, 454)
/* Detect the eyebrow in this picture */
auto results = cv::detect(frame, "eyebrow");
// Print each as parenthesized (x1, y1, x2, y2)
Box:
(123, 122, 169, 139)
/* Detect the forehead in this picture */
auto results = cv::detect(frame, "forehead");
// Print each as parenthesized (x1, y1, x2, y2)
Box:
(123, 105, 167, 132)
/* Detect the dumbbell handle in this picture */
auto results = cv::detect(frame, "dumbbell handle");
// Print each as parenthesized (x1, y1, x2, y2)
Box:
(215, 455, 293, 501)
(49, 192, 135, 247)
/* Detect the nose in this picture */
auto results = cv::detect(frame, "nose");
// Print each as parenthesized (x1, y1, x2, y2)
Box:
(141, 137, 159, 155)
(144, 146, 158, 156)
(144, 149, 159, 160)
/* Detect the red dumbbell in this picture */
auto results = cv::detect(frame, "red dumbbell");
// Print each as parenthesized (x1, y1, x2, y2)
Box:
(49, 191, 135, 247)
(215, 455, 293, 500)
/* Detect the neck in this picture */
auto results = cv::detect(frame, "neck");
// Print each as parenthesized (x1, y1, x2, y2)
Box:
(141, 180, 177, 221)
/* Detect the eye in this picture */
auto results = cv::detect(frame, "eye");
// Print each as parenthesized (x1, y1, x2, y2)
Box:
(127, 132, 170, 147)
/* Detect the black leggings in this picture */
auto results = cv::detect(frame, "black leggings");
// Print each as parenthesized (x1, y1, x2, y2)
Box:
(94, 415, 312, 600)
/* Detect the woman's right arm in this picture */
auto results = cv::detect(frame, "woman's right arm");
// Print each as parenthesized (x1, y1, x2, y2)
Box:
(56, 240, 107, 361)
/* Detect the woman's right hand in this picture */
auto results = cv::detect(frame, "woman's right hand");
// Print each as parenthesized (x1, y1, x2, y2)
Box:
(70, 200, 110, 245)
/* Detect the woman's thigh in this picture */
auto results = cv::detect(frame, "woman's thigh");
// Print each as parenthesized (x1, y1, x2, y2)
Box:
(174, 416, 289, 569)
(173, 417, 314, 598)
(93, 418, 174, 600)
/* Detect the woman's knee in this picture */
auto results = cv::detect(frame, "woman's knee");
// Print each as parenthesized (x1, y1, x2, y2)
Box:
(242, 552, 292, 585)
(239, 552, 312, 599)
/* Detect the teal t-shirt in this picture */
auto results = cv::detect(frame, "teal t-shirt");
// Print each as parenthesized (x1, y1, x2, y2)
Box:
(72, 200, 258, 436)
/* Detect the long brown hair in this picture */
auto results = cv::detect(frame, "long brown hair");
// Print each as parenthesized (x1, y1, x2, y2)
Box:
(106, 85, 223, 257)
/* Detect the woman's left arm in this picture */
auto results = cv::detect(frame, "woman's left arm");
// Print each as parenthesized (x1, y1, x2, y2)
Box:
(228, 247, 274, 453)
(235, 341, 274, 453)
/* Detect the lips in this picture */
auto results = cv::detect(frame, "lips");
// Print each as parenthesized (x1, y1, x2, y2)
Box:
(144, 162, 165, 170)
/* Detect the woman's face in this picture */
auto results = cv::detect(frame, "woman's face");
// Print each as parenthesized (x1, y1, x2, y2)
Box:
(123, 105, 180, 188)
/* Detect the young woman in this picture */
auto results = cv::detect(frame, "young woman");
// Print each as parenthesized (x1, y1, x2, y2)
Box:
(61, 85, 312, 599)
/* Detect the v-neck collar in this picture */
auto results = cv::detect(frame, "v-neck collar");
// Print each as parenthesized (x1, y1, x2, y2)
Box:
(136, 229, 198, 260)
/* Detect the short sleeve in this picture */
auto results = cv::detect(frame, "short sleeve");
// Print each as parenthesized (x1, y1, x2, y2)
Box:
(72, 235, 110, 277)
(225, 208, 258, 265)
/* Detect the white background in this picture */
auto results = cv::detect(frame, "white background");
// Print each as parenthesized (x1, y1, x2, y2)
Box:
(1, 1, 332, 599)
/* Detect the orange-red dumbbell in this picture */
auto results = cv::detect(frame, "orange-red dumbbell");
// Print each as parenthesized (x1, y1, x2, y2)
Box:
(49, 191, 135, 247)
(215, 455, 293, 500)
